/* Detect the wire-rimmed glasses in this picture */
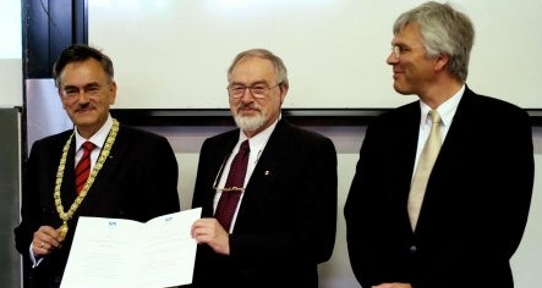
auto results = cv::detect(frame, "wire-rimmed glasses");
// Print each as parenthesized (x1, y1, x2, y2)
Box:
(212, 154, 246, 193)
(227, 82, 282, 100)
(391, 44, 410, 58)
(61, 83, 107, 100)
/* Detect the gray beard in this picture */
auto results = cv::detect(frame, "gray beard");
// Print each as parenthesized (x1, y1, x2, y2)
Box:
(234, 113, 265, 132)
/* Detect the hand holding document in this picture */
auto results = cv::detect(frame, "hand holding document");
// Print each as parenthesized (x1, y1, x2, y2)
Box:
(60, 207, 201, 288)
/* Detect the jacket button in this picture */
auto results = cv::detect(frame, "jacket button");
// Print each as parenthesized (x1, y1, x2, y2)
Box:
(409, 245, 417, 253)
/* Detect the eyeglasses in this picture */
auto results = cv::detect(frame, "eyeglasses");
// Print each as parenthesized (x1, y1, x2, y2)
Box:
(227, 82, 281, 100)
(391, 44, 425, 58)
(391, 45, 411, 58)
(61, 83, 106, 99)
(212, 155, 246, 193)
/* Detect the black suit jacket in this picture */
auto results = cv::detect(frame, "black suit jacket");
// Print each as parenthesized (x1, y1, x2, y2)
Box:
(14, 123, 181, 288)
(190, 118, 338, 288)
(344, 87, 535, 288)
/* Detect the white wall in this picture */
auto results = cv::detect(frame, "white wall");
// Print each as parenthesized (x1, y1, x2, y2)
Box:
(0, 0, 22, 107)
(89, 0, 542, 109)
(147, 125, 542, 288)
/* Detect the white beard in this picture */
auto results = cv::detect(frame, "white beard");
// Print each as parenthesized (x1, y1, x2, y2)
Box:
(234, 112, 265, 131)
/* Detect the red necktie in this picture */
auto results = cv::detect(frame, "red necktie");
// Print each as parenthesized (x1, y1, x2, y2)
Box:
(75, 141, 95, 194)
(215, 140, 250, 231)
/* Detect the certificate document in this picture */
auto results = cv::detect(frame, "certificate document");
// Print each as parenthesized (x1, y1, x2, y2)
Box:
(60, 207, 201, 288)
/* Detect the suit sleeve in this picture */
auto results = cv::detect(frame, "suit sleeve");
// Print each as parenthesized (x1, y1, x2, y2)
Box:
(344, 121, 387, 287)
(14, 139, 47, 259)
(137, 135, 181, 218)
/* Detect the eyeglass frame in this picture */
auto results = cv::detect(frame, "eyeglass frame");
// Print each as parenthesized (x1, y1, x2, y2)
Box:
(391, 44, 427, 58)
(391, 44, 410, 58)
(60, 82, 112, 99)
(226, 82, 282, 100)
(212, 154, 246, 193)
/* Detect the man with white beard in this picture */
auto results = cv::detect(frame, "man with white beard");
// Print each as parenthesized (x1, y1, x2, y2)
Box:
(188, 48, 338, 288)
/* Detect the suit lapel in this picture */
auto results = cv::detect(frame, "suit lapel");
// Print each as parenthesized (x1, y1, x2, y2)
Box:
(234, 120, 290, 228)
(416, 88, 477, 230)
(60, 135, 78, 211)
(201, 134, 239, 217)
(73, 125, 127, 215)
(430, 87, 476, 174)
(396, 104, 424, 204)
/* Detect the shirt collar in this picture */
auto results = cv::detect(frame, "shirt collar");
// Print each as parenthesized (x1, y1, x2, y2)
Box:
(419, 84, 464, 127)
(238, 115, 279, 153)
(75, 115, 114, 151)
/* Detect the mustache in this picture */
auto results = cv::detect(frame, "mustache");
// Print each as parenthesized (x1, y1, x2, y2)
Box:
(76, 102, 92, 111)
(235, 102, 260, 111)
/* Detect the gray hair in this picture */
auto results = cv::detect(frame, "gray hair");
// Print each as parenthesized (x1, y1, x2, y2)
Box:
(53, 44, 114, 87)
(393, 1, 475, 82)
(227, 48, 289, 88)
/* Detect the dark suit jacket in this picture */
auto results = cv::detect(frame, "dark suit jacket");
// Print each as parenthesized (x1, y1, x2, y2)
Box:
(190, 118, 338, 288)
(14, 123, 181, 288)
(344, 86, 534, 288)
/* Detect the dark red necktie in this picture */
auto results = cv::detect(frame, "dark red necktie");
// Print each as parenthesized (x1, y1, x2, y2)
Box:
(215, 140, 250, 231)
(75, 141, 95, 194)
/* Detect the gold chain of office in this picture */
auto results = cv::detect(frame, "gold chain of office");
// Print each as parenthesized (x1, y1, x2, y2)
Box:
(54, 119, 119, 238)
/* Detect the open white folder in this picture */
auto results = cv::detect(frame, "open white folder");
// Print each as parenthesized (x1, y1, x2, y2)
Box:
(60, 207, 201, 288)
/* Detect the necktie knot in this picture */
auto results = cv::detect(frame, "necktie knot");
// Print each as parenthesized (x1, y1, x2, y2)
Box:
(429, 110, 441, 124)
(82, 141, 95, 152)
(239, 140, 250, 155)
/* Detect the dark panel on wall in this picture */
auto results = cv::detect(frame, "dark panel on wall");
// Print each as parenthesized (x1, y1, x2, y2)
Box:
(110, 108, 542, 127)
(110, 108, 386, 127)
(23, 0, 87, 79)
(0, 109, 21, 288)
(22, 0, 49, 78)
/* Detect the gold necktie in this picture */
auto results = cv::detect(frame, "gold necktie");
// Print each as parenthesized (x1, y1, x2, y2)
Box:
(408, 110, 442, 231)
